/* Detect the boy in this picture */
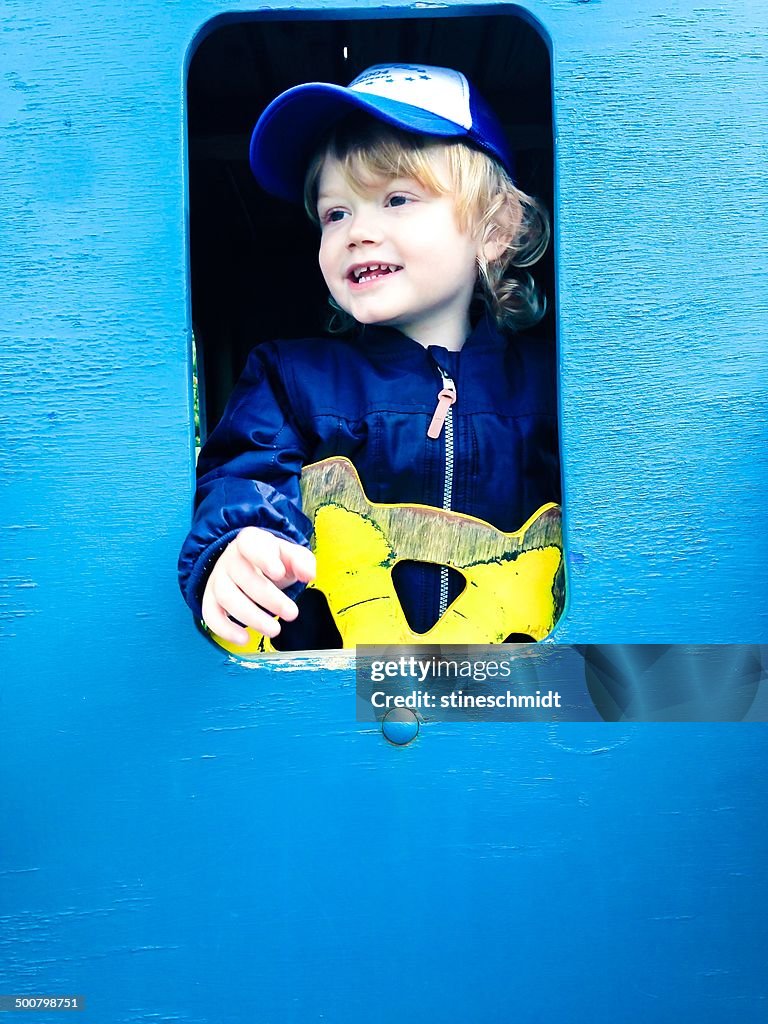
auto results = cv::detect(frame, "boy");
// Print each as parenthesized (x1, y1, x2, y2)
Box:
(178, 64, 560, 648)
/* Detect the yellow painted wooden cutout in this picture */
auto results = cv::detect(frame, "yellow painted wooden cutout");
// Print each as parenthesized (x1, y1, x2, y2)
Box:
(211, 457, 563, 654)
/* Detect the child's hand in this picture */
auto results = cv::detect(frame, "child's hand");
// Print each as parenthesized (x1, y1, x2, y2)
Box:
(201, 527, 316, 646)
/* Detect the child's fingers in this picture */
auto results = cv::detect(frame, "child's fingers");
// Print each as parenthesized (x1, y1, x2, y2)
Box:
(201, 590, 251, 646)
(207, 572, 285, 639)
(278, 541, 317, 586)
(236, 527, 315, 590)
(201, 529, 312, 647)
(235, 527, 287, 582)
(227, 547, 299, 621)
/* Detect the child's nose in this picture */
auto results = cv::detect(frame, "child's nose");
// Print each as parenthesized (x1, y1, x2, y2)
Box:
(346, 210, 382, 247)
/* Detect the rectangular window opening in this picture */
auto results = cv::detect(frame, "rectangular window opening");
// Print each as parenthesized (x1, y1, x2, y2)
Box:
(184, 11, 563, 654)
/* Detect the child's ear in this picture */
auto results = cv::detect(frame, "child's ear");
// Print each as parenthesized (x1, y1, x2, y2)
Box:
(479, 223, 509, 264)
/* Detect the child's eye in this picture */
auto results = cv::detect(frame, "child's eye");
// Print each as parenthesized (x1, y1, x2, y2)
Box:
(386, 194, 412, 208)
(321, 208, 347, 225)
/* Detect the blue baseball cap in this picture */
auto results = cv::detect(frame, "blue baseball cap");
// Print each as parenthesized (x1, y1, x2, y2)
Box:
(249, 63, 514, 204)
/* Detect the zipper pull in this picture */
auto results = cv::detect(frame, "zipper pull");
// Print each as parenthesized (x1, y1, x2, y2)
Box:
(427, 381, 456, 439)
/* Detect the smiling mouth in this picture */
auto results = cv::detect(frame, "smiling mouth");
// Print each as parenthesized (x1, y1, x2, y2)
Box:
(348, 263, 403, 285)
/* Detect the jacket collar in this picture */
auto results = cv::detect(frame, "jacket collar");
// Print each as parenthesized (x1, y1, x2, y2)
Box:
(353, 312, 507, 363)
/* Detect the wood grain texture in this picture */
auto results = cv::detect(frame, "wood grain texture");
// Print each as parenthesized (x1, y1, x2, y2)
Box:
(0, 1, 766, 1021)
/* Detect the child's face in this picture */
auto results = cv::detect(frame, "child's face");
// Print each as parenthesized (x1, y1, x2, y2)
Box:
(316, 153, 482, 348)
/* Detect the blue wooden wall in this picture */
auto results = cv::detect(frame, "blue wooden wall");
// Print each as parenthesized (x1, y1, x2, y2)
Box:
(1, 1, 766, 1020)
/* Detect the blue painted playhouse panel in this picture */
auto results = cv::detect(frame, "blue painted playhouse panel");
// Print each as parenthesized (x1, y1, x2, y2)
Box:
(0, 1, 766, 1021)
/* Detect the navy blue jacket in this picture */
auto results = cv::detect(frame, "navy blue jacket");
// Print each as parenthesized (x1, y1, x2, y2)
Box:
(178, 315, 560, 641)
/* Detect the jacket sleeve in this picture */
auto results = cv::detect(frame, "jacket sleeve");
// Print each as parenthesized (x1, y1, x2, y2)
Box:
(178, 341, 313, 620)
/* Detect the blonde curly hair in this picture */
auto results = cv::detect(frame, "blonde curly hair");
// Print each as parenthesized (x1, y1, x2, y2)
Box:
(303, 115, 550, 332)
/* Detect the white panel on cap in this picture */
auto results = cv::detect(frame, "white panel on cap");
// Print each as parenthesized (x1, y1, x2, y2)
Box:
(349, 64, 472, 130)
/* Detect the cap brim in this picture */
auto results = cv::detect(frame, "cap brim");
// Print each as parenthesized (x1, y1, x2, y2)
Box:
(249, 82, 466, 204)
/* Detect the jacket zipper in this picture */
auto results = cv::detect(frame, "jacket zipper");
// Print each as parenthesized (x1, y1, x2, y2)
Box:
(427, 364, 457, 618)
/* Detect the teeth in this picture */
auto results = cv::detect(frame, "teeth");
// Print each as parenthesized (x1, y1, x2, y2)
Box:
(353, 264, 400, 280)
